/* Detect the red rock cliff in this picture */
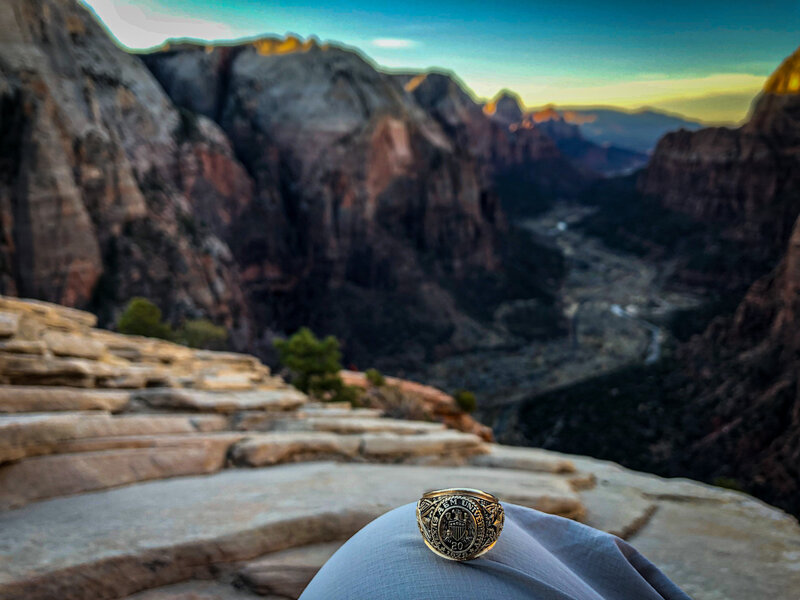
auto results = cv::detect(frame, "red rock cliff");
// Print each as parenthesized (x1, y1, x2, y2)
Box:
(0, 0, 253, 339)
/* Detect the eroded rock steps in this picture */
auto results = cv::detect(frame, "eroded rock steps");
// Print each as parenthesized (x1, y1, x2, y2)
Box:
(0, 296, 798, 600)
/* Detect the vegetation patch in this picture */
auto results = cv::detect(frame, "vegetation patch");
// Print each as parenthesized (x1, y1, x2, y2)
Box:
(117, 297, 228, 349)
(274, 327, 360, 404)
(365, 368, 386, 387)
(117, 297, 174, 340)
(453, 389, 477, 413)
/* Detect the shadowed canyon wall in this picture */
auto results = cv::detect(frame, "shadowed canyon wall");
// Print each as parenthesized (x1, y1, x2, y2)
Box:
(143, 40, 584, 366)
(1, 0, 585, 368)
(507, 45, 800, 516)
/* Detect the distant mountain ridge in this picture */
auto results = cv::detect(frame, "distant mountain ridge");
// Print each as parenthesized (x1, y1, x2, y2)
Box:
(531, 106, 649, 176)
(390, 76, 650, 177)
(535, 106, 706, 153)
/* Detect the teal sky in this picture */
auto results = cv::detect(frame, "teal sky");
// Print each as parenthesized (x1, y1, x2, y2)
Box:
(80, 0, 800, 123)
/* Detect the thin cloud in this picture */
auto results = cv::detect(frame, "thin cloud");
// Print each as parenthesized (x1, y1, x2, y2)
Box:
(371, 38, 418, 49)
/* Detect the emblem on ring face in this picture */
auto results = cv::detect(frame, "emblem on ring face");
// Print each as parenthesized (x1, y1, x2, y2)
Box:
(417, 490, 504, 561)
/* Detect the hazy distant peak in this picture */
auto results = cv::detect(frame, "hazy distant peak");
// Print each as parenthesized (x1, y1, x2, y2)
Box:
(531, 105, 564, 123)
(401, 70, 476, 107)
(764, 45, 800, 95)
(404, 71, 456, 95)
(484, 90, 524, 123)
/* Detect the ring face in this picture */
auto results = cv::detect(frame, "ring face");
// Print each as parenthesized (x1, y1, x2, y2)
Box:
(416, 489, 504, 561)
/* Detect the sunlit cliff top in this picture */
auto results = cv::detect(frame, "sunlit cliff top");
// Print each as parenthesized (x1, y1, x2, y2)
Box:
(764, 46, 800, 94)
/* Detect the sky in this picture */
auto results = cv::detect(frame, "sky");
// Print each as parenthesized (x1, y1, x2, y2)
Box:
(79, 0, 800, 124)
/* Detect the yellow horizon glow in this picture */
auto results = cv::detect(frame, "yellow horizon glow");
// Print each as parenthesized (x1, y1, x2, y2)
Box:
(477, 73, 767, 124)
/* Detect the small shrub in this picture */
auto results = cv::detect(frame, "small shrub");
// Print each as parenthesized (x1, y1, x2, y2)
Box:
(308, 373, 361, 405)
(453, 389, 477, 413)
(177, 319, 228, 350)
(365, 368, 386, 387)
(274, 328, 359, 404)
(117, 297, 173, 340)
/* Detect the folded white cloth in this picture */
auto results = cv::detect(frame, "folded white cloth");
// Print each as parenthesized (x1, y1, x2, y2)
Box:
(300, 502, 691, 599)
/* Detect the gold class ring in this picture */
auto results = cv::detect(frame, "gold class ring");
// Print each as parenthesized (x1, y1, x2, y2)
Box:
(416, 488, 505, 561)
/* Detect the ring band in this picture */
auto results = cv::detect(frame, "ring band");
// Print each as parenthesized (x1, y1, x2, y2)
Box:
(416, 488, 505, 561)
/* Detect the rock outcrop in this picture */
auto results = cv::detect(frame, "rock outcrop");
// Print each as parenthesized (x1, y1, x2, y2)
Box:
(639, 45, 800, 249)
(340, 369, 494, 441)
(143, 41, 570, 366)
(0, 295, 797, 600)
(0, 294, 494, 508)
(0, 0, 253, 337)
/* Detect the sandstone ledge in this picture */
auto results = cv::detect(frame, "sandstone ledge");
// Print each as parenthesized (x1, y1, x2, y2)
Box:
(133, 388, 306, 413)
(0, 386, 131, 413)
(0, 412, 228, 463)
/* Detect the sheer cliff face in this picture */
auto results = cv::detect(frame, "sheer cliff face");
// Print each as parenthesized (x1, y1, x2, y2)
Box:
(145, 42, 566, 365)
(146, 44, 501, 279)
(639, 46, 800, 247)
(0, 0, 252, 336)
(641, 46, 800, 515)
(676, 214, 800, 515)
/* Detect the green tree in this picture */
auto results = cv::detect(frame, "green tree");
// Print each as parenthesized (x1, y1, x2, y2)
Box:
(274, 328, 359, 403)
(177, 319, 228, 350)
(365, 368, 386, 387)
(117, 297, 173, 340)
(453, 389, 477, 413)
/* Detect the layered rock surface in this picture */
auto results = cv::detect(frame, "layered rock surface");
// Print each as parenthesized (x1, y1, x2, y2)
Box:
(0, 295, 493, 507)
(0, 296, 797, 600)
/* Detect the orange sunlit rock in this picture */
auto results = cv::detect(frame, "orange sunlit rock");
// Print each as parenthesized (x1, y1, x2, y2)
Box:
(531, 105, 561, 122)
(562, 110, 597, 124)
(252, 35, 318, 56)
(764, 46, 800, 94)
(404, 73, 428, 93)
